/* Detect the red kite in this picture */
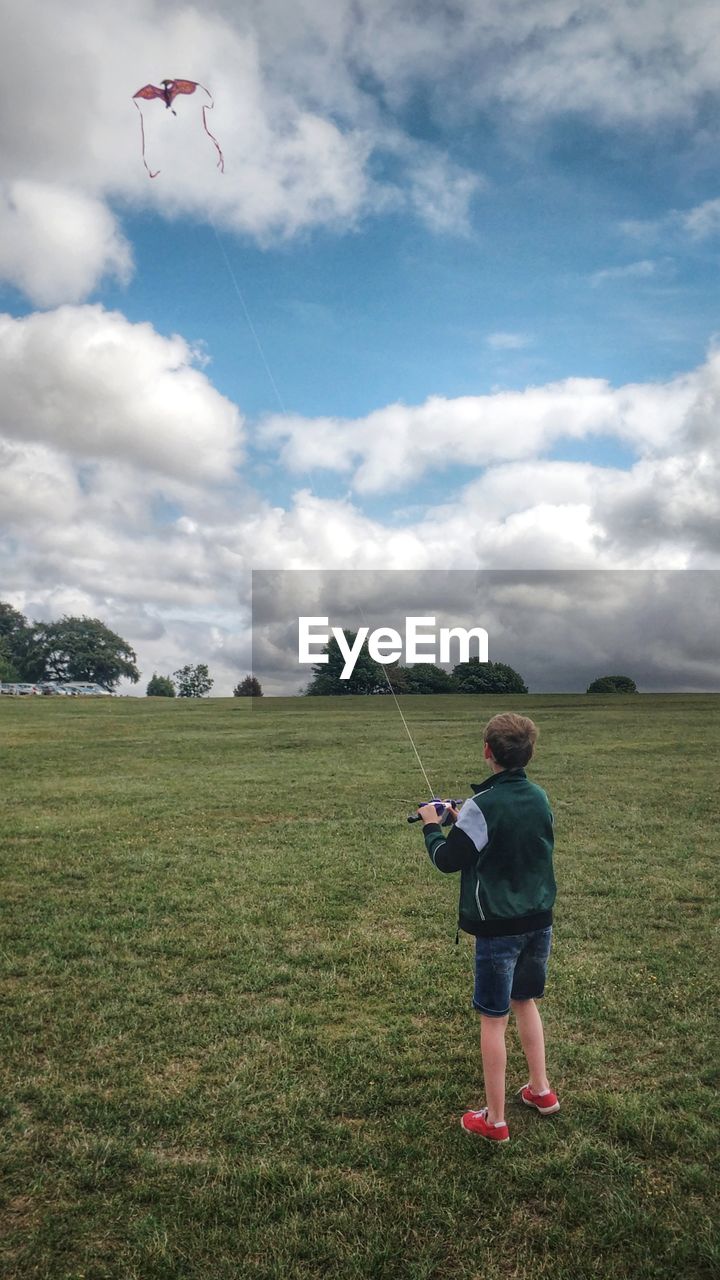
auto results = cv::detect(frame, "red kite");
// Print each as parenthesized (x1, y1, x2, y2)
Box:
(132, 79, 225, 178)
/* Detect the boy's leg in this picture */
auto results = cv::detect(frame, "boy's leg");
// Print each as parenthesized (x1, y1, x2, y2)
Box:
(480, 1013, 509, 1123)
(511, 998, 549, 1094)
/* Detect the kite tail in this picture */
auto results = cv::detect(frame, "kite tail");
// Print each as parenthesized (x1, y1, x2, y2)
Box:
(133, 100, 160, 179)
(202, 105, 225, 172)
(195, 83, 225, 173)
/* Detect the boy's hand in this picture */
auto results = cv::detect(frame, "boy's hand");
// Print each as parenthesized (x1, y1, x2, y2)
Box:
(418, 802, 447, 825)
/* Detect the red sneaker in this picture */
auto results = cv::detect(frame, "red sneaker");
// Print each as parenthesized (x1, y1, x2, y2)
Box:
(460, 1108, 510, 1143)
(520, 1084, 560, 1115)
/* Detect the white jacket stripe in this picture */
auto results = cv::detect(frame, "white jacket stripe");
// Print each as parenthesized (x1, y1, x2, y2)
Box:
(456, 798, 489, 854)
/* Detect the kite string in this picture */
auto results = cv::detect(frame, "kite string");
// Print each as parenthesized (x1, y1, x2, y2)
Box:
(357, 603, 436, 797)
(208, 213, 435, 797)
(207, 211, 287, 416)
(383, 668, 436, 797)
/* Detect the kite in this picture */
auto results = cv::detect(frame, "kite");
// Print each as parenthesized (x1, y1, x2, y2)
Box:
(132, 79, 225, 178)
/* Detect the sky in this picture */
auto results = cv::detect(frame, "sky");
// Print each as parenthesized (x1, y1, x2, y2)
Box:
(1, 0, 720, 694)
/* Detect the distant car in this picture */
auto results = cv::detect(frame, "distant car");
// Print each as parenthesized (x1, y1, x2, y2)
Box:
(61, 683, 114, 696)
(0, 683, 17, 695)
(37, 682, 70, 696)
(15, 683, 39, 695)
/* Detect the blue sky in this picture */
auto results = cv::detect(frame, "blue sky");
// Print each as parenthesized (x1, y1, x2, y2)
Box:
(109, 120, 717, 417)
(1, 0, 720, 691)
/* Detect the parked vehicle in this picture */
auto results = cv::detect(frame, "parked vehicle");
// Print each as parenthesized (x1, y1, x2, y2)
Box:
(0, 680, 112, 696)
(61, 683, 114, 696)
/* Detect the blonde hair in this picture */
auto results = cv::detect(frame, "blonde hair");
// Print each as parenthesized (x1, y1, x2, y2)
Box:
(484, 713, 538, 768)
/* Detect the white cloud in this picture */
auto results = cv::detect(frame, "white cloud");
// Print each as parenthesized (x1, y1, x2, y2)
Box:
(595, 450, 720, 556)
(0, 0, 483, 304)
(589, 259, 657, 286)
(1, 291, 720, 691)
(3, 337, 719, 693)
(0, 305, 243, 482)
(3, 0, 720, 304)
(679, 197, 720, 240)
(621, 198, 720, 246)
(0, 182, 132, 307)
(338, 0, 720, 126)
(0, 439, 81, 528)
(403, 150, 482, 235)
(486, 332, 532, 349)
(259, 365, 699, 494)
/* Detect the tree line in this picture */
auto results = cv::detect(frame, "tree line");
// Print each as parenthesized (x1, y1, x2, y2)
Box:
(2, 603, 637, 696)
(304, 633, 528, 695)
(300, 634, 637, 695)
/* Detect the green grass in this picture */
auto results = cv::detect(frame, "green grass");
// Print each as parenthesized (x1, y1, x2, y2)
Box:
(1, 693, 718, 1279)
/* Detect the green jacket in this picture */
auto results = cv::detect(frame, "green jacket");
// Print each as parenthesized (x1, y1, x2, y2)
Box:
(423, 768, 556, 937)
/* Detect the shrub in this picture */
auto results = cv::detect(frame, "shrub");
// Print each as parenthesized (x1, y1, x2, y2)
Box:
(146, 674, 176, 697)
(452, 658, 528, 694)
(234, 676, 263, 697)
(587, 675, 638, 694)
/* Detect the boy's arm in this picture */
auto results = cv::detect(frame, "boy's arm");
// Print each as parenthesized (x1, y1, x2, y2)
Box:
(422, 798, 488, 873)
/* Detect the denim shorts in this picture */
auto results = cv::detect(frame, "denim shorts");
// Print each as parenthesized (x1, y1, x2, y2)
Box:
(472, 926, 552, 1017)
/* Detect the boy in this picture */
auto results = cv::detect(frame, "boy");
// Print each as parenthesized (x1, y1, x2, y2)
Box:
(417, 712, 559, 1143)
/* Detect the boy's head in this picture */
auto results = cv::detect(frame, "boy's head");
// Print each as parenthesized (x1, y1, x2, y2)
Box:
(483, 712, 538, 770)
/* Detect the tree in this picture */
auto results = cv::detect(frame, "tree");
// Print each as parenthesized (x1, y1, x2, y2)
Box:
(404, 663, 456, 694)
(0, 603, 140, 688)
(0, 640, 19, 683)
(0, 602, 29, 647)
(305, 631, 387, 695)
(587, 675, 638, 694)
(31, 616, 140, 689)
(173, 663, 214, 697)
(452, 658, 528, 694)
(234, 675, 263, 696)
(0, 602, 35, 679)
(384, 663, 410, 694)
(147, 674, 176, 697)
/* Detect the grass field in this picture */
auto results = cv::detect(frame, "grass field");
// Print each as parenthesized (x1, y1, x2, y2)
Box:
(1, 693, 718, 1279)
